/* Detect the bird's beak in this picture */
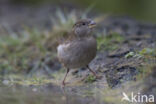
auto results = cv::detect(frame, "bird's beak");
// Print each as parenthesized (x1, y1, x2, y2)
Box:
(88, 21, 96, 29)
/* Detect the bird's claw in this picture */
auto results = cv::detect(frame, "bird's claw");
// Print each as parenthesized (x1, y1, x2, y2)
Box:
(61, 81, 70, 87)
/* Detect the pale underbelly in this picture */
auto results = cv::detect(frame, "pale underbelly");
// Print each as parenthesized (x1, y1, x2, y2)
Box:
(57, 38, 97, 69)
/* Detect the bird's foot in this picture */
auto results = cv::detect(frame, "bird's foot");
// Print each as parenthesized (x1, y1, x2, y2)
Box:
(61, 81, 70, 87)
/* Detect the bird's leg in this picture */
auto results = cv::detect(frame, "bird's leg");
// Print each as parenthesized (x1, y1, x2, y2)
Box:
(62, 68, 70, 86)
(86, 65, 101, 79)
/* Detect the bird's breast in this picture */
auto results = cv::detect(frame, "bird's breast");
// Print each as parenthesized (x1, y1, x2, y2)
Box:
(57, 37, 97, 68)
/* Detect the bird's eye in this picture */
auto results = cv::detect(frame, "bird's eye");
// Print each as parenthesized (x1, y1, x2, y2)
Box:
(82, 23, 86, 25)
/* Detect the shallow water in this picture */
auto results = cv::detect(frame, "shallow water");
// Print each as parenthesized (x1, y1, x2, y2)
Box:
(0, 84, 103, 104)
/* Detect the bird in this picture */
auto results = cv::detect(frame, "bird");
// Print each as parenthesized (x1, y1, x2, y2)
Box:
(57, 19, 100, 86)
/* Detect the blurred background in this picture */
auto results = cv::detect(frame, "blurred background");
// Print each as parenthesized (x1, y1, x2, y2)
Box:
(1, 0, 156, 23)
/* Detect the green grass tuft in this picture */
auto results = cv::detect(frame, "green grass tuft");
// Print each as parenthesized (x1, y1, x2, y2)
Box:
(97, 32, 125, 51)
(125, 48, 156, 59)
(85, 75, 96, 83)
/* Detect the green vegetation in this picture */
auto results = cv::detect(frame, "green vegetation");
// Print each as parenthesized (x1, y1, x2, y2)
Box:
(0, 10, 78, 78)
(0, 29, 54, 75)
(97, 32, 125, 51)
(139, 48, 156, 56)
(125, 48, 156, 59)
(85, 75, 96, 83)
(125, 51, 136, 58)
(125, 48, 156, 80)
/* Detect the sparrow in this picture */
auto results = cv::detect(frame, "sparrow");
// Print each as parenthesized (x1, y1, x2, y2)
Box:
(57, 19, 99, 86)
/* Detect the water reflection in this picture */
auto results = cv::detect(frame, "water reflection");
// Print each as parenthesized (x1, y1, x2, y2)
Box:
(0, 84, 98, 104)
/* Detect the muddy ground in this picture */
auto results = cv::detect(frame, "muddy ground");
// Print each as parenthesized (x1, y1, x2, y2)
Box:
(0, 2, 155, 104)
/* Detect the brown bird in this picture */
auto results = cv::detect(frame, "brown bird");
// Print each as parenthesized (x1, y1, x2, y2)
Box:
(57, 19, 99, 86)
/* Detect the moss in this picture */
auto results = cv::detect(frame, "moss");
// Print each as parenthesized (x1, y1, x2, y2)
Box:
(139, 48, 156, 56)
(85, 75, 96, 83)
(97, 32, 125, 51)
(125, 52, 135, 58)
(125, 48, 156, 59)
(124, 48, 156, 81)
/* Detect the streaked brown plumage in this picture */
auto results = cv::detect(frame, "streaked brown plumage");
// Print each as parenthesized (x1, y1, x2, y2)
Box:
(57, 19, 99, 86)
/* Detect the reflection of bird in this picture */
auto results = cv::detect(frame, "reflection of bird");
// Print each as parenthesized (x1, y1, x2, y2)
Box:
(57, 19, 100, 86)
(122, 92, 131, 102)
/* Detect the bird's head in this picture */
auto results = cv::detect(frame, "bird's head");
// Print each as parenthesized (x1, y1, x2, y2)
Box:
(72, 19, 96, 37)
